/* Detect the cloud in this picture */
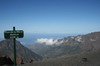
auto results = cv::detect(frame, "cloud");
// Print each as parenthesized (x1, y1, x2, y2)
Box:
(36, 38, 58, 45)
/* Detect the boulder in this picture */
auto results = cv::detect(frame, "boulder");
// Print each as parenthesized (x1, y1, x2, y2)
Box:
(0, 56, 13, 66)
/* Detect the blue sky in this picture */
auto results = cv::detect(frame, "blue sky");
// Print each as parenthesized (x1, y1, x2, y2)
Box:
(0, 0, 100, 34)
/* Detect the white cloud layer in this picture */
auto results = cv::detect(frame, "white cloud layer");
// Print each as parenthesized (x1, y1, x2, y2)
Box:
(36, 38, 58, 45)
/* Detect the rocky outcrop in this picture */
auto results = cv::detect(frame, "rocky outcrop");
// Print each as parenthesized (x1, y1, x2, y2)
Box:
(0, 56, 13, 66)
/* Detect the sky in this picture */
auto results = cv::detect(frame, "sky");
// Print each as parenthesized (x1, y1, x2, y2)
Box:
(0, 0, 100, 34)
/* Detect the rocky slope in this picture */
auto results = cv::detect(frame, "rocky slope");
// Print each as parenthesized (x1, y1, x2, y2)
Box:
(29, 31, 100, 58)
(19, 49, 100, 66)
(0, 39, 42, 63)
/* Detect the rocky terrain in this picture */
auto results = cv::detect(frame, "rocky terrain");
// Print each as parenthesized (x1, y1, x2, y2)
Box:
(0, 31, 100, 66)
(0, 39, 42, 63)
(19, 49, 100, 66)
(29, 31, 100, 58)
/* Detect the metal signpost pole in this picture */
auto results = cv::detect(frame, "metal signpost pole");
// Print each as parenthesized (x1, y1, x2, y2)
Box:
(13, 27, 16, 66)
(4, 27, 24, 66)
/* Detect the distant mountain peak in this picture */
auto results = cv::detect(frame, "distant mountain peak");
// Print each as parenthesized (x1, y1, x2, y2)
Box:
(29, 31, 100, 58)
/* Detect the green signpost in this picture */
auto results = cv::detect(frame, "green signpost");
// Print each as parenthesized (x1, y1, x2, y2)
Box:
(4, 30, 24, 39)
(4, 27, 24, 66)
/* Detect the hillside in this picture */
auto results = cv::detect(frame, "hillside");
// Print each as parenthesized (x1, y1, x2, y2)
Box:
(19, 49, 100, 66)
(29, 31, 100, 58)
(0, 39, 42, 63)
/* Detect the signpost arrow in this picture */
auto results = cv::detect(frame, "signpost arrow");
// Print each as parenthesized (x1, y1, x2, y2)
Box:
(4, 27, 24, 66)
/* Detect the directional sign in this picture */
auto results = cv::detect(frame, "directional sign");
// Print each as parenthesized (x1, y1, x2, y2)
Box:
(4, 27, 24, 66)
(4, 30, 24, 39)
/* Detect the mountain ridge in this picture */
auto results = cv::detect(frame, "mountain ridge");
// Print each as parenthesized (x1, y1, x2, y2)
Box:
(29, 31, 100, 58)
(0, 39, 42, 63)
